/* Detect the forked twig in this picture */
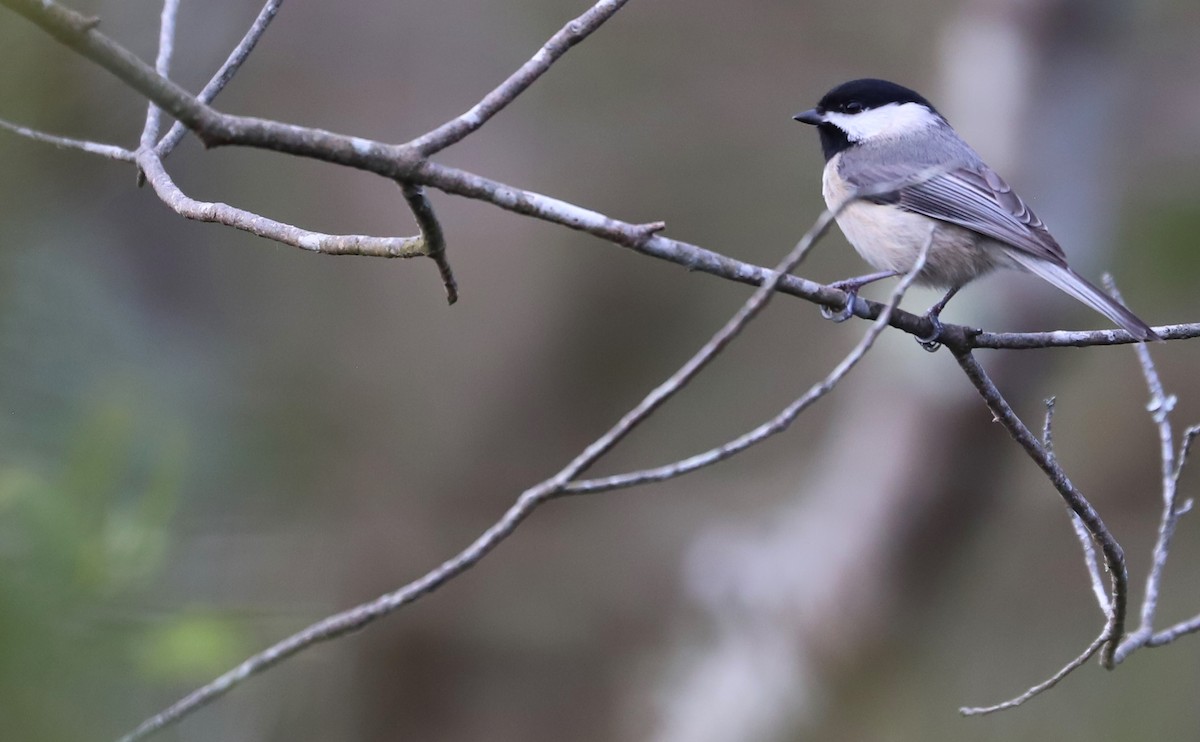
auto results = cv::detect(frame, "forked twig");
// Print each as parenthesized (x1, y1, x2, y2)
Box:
(564, 224, 936, 494)
(156, 0, 283, 158)
(116, 192, 928, 741)
(135, 152, 427, 256)
(953, 349, 1126, 716)
(1103, 277, 1200, 663)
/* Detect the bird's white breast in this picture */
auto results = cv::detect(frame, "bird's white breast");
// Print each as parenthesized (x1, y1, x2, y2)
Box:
(821, 154, 1004, 288)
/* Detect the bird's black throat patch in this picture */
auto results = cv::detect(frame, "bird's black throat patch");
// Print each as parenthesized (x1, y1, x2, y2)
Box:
(816, 123, 852, 161)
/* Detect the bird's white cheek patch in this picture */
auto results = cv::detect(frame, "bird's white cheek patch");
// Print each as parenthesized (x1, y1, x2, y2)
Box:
(822, 102, 939, 141)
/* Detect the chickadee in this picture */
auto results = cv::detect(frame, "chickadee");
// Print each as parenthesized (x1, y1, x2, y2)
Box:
(793, 78, 1159, 342)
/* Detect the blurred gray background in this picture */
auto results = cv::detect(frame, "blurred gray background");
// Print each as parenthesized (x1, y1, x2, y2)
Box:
(2, 0, 1200, 740)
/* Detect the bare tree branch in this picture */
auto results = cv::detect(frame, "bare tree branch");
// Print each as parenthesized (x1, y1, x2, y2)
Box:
(1104, 278, 1200, 663)
(406, 0, 631, 156)
(135, 152, 427, 257)
(116, 187, 935, 741)
(951, 349, 1127, 668)
(0, 116, 134, 161)
(140, 0, 181, 149)
(114, 194, 863, 741)
(968, 325, 1199, 349)
(959, 630, 1107, 716)
(156, 0, 283, 158)
(1044, 397, 1112, 615)
(564, 225, 936, 495)
(399, 183, 458, 304)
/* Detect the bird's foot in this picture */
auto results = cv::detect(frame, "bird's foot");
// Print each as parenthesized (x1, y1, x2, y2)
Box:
(820, 283, 859, 323)
(916, 312, 944, 352)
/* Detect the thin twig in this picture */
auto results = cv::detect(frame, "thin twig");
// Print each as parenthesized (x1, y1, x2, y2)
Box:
(1071, 513, 1111, 615)
(400, 183, 458, 304)
(1042, 397, 1056, 460)
(564, 225, 936, 495)
(960, 630, 1107, 716)
(0, 116, 134, 161)
(156, 0, 283, 158)
(952, 349, 1126, 668)
(1044, 396, 1112, 614)
(1044, 397, 1113, 614)
(115, 201, 853, 742)
(406, 0, 631, 156)
(969, 325, 1195, 349)
(136, 152, 426, 257)
(1106, 277, 1193, 663)
(141, 0, 181, 149)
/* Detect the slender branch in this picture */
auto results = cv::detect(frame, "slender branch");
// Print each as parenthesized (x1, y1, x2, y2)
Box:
(400, 183, 458, 304)
(969, 325, 1199, 349)
(1106, 277, 1195, 663)
(156, 0, 283, 158)
(564, 225, 936, 494)
(136, 152, 426, 257)
(960, 630, 1107, 716)
(951, 349, 1126, 667)
(115, 478, 559, 742)
(406, 0, 631, 156)
(1044, 396, 1113, 614)
(0, 116, 134, 161)
(1042, 396, 1056, 460)
(115, 201, 856, 742)
(140, 0, 181, 148)
(1071, 512, 1111, 615)
(549, 208, 845, 483)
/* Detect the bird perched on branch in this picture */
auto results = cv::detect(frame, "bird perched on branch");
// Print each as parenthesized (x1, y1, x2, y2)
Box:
(794, 78, 1159, 343)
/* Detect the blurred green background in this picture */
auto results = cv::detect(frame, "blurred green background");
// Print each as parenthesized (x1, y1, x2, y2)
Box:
(2, 0, 1200, 740)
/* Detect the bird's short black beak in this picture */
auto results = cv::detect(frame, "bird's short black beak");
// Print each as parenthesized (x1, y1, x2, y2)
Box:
(793, 108, 823, 125)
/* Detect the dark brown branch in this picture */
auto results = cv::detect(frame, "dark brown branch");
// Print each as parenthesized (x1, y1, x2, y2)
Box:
(951, 349, 1127, 667)
(1045, 397, 1114, 614)
(400, 183, 458, 304)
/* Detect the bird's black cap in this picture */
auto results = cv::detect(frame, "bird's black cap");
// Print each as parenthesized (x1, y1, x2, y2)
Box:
(814, 78, 938, 116)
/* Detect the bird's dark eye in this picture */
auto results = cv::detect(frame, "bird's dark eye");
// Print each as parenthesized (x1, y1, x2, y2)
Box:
(844, 102, 865, 114)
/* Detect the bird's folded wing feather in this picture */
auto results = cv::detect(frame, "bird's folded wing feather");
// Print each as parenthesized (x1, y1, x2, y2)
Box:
(859, 163, 1068, 266)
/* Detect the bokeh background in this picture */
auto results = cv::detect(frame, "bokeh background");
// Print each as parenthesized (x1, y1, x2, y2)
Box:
(2, 0, 1200, 740)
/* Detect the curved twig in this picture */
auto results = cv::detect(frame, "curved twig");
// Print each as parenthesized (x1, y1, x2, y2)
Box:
(136, 152, 427, 257)
(400, 183, 458, 304)
(952, 349, 1127, 667)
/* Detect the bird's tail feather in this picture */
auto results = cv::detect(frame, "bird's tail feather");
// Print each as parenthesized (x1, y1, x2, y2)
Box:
(1003, 252, 1161, 342)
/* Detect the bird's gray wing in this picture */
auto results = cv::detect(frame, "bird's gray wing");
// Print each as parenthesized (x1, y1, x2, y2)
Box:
(859, 162, 1068, 266)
